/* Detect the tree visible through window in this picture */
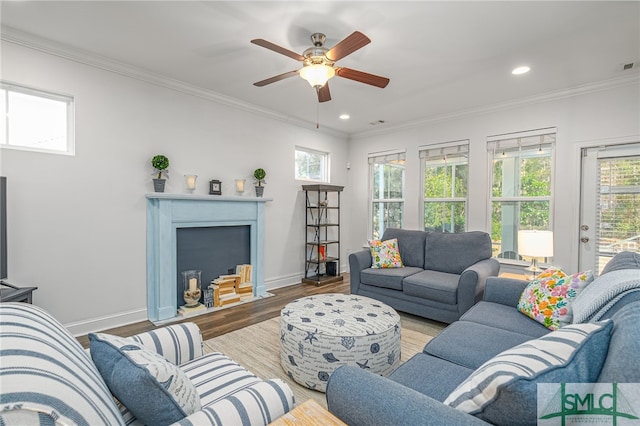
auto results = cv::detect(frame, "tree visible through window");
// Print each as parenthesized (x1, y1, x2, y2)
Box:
(488, 131, 555, 260)
(370, 151, 405, 239)
(421, 142, 468, 232)
(0, 82, 74, 155)
(295, 147, 328, 182)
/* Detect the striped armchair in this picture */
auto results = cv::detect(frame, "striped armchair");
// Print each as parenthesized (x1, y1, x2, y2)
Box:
(0, 302, 294, 425)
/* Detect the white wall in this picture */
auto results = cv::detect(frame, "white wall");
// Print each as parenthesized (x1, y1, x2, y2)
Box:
(1, 41, 349, 333)
(344, 81, 640, 274)
(4, 39, 638, 334)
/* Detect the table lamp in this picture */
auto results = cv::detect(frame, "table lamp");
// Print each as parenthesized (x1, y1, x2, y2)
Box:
(518, 230, 554, 279)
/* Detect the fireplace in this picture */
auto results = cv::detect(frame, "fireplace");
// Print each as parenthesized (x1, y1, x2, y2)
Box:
(146, 193, 270, 322)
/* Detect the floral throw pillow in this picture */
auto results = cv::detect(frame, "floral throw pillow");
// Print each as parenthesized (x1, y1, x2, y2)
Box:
(368, 238, 404, 269)
(517, 268, 595, 330)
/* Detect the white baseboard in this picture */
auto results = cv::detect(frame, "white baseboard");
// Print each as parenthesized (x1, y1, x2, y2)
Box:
(65, 308, 148, 337)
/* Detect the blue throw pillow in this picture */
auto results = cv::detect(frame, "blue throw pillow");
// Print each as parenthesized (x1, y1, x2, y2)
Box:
(89, 333, 201, 425)
(444, 321, 612, 425)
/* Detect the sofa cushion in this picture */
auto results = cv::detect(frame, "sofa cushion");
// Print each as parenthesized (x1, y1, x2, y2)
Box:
(368, 238, 404, 268)
(517, 269, 594, 330)
(424, 321, 535, 370)
(598, 301, 640, 382)
(389, 353, 474, 402)
(444, 321, 612, 426)
(361, 266, 423, 291)
(460, 302, 550, 338)
(381, 228, 427, 268)
(424, 231, 492, 274)
(180, 352, 262, 407)
(601, 251, 640, 275)
(89, 333, 201, 426)
(403, 270, 460, 305)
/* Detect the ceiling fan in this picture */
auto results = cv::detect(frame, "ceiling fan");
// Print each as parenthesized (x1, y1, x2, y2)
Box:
(251, 31, 390, 103)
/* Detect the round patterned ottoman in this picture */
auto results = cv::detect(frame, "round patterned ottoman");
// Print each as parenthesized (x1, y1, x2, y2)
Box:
(279, 293, 401, 392)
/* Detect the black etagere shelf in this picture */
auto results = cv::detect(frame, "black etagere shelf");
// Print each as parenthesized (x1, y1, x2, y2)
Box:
(302, 184, 344, 286)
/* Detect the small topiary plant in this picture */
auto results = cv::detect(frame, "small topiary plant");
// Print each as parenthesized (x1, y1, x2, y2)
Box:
(151, 155, 170, 179)
(253, 168, 266, 186)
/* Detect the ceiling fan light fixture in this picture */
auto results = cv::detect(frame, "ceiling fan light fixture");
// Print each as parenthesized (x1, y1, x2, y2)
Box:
(300, 64, 335, 88)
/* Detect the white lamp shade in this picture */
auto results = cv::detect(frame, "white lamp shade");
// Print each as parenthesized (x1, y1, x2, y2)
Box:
(299, 64, 335, 88)
(518, 230, 554, 257)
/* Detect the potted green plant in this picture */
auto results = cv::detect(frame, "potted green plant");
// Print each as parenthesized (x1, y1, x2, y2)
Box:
(151, 154, 170, 192)
(253, 168, 266, 197)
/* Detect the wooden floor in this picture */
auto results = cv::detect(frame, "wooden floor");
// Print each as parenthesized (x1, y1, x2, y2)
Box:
(77, 277, 350, 348)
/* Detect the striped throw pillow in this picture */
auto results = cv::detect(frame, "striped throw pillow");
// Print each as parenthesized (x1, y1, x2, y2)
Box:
(444, 321, 612, 425)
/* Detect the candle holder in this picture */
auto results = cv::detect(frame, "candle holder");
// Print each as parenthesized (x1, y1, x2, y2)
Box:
(185, 175, 197, 193)
(235, 179, 245, 194)
(181, 270, 202, 307)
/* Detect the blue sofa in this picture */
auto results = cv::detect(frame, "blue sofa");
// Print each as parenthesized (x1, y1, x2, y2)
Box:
(328, 251, 640, 425)
(350, 228, 500, 323)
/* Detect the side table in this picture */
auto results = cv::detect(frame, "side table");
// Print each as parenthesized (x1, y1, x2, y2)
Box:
(269, 400, 346, 426)
(0, 281, 38, 303)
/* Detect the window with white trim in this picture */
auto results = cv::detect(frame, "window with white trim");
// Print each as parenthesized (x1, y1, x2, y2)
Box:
(1, 82, 75, 155)
(420, 141, 469, 232)
(369, 151, 405, 239)
(295, 146, 329, 182)
(488, 129, 555, 260)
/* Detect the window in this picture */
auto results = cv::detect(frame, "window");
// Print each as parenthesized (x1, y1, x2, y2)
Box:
(0, 82, 74, 155)
(580, 143, 640, 273)
(369, 150, 405, 239)
(295, 146, 328, 182)
(420, 141, 469, 232)
(488, 129, 556, 260)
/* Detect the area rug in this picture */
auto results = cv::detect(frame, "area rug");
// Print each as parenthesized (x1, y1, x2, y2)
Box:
(203, 313, 445, 409)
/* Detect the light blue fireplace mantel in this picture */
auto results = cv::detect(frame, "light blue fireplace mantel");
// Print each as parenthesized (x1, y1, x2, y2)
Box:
(146, 193, 272, 322)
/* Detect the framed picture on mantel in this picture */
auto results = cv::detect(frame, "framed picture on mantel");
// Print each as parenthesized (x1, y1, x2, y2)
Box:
(209, 179, 222, 195)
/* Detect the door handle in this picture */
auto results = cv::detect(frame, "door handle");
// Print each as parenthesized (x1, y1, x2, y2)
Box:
(581, 237, 589, 243)
(581, 225, 589, 231)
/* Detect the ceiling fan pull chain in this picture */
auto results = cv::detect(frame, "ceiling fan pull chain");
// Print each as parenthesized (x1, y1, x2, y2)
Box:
(316, 91, 320, 129)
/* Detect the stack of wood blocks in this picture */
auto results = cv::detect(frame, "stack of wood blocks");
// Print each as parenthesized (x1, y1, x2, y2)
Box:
(211, 275, 241, 307)
(210, 264, 253, 307)
(235, 264, 253, 299)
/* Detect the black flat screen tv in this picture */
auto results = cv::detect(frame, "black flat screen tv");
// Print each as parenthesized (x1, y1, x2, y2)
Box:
(1, 176, 6, 280)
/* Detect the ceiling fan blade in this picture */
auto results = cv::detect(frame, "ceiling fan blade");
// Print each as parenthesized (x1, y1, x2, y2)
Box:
(253, 70, 300, 87)
(250, 39, 305, 61)
(325, 31, 371, 62)
(317, 83, 331, 103)
(335, 67, 390, 88)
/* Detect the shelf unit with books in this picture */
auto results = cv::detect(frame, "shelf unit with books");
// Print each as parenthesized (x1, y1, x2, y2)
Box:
(302, 184, 344, 286)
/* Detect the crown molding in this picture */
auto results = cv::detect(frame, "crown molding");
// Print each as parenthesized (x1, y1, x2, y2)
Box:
(351, 73, 640, 140)
(3, 26, 636, 141)
(0, 26, 348, 139)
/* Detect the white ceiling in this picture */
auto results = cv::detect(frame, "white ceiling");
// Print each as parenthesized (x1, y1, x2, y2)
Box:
(1, 1, 639, 136)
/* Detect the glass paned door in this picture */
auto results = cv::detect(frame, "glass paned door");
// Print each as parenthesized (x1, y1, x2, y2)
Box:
(579, 143, 640, 274)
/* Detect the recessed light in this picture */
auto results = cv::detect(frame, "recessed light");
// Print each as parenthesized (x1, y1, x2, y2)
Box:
(339, 114, 350, 120)
(512, 66, 530, 75)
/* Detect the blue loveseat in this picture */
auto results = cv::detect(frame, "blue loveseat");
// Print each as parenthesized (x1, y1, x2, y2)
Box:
(328, 251, 640, 425)
(350, 228, 500, 323)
